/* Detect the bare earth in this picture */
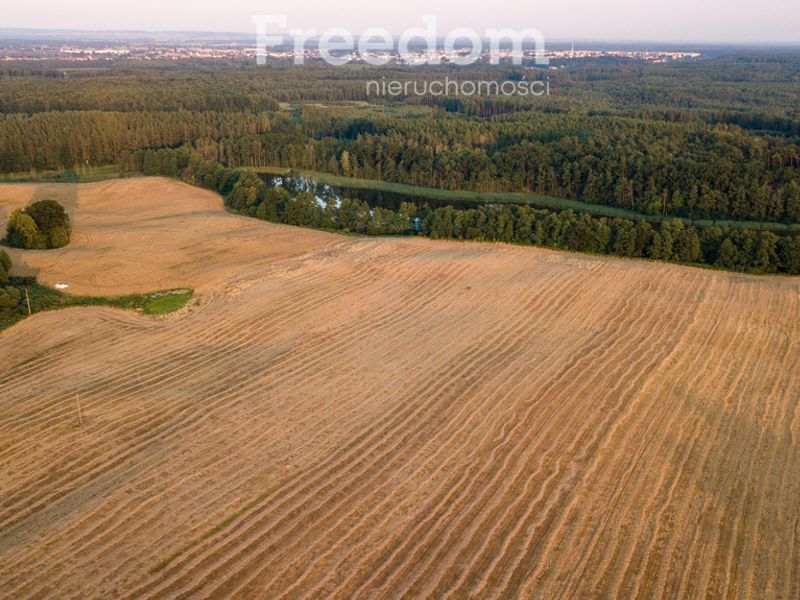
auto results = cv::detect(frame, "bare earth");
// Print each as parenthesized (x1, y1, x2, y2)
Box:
(0, 178, 798, 599)
(0, 178, 335, 295)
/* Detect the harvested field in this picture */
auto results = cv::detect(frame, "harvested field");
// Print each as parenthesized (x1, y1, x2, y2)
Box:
(1, 178, 799, 599)
(0, 178, 335, 295)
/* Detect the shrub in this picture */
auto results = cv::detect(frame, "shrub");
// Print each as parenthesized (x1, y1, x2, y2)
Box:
(0, 251, 21, 312)
(6, 210, 46, 249)
(26, 199, 71, 239)
(0, 286, 21, 310)
(49, 226, 70, 249)
(0, 249, 10, 283)
(6, 200, 70, 249)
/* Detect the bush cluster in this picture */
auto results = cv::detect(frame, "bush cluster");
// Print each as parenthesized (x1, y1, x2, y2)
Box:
(0, 250, 22, 313)
(6, 199, 71, 249)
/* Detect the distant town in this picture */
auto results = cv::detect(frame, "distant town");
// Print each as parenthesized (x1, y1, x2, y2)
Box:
(0, 36, 702, 64)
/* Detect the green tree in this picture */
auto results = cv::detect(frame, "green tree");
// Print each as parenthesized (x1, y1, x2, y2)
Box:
(673, 228, 702, 263)
(0, 286, 21, 310)
(284, 192, 324, 228)
(716, 238, 742, 270)
(779, 237, 800, 274)
(6, 200, 71, 249)
(0, 249, 10, 283)
(25, 199, 71, 242)
(336, 198, 371, 233)
(49, 226, 70, 249)
(6, 210, 45, 249)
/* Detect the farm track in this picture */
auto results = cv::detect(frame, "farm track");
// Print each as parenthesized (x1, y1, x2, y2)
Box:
(1, 178, 799, 598)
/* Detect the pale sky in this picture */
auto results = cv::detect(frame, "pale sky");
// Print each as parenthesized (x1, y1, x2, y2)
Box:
(3, 0, 799, 43)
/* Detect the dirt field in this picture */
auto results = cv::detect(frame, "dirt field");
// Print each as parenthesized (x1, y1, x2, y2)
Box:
(1, 178, 799, 599)
(0, 178, 336, 295)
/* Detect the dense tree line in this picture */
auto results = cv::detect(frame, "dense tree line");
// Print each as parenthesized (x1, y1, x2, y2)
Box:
(2, 58, 797, 117)
(0, 110, 272, 172)
(136, 147, 800, 274)
(421, 205, 800, 274)
(8, 103, 796, 223)
(1, 58, 799, 225)
(251, 109, 800, 223)
(0, 65, 281, 113)
(113, 106, 800, 226)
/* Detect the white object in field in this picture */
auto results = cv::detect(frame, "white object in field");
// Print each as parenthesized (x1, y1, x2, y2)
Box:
(55, 283, 69, 290)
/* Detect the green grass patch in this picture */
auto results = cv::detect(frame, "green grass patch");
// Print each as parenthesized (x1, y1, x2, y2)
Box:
(0, 165, 128, 184)
(0, 279, 193, 332)
(140, 291, 194, 315)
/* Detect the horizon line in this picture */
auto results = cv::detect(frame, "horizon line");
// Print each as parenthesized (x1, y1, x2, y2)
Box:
(0, 26, 799, 47)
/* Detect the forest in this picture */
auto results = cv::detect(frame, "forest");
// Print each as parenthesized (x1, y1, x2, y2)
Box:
(1, 55, 799, 272)
(128, 146, 800, 274)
